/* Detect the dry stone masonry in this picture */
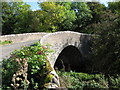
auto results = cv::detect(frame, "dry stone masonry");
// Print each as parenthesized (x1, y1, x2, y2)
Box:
(40, 31, 91, 88)
(40, 31, 91, 67)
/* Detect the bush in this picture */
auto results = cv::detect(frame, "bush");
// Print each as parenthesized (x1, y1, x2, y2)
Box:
(57, 70, 120, 89)
(2, 42, 53, 89)
(85, 10, 120, 75)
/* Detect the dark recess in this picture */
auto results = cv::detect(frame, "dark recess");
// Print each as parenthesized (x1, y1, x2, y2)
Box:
(54, 45, 85, 72)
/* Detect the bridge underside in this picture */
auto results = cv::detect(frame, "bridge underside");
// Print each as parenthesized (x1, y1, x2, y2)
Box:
(54, 45, 85, 72)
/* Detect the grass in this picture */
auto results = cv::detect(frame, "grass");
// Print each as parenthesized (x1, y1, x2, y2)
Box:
(0, 40, 12, 45)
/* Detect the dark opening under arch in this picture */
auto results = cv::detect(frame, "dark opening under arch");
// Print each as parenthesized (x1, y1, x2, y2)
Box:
(54, 45, 84, 72)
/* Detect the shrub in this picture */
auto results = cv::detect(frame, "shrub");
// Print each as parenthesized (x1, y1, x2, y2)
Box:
(85, 10, 120, 75)
(56, 70, 120, 89)
(2, 42, 53, 89)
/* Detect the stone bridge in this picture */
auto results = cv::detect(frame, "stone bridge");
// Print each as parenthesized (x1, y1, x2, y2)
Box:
(1, 31, 91, 88)
(40, 31, 91, 88)
(41, 31, 91, 71)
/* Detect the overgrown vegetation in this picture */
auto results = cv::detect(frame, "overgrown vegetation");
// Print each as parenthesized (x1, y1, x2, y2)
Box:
(0, 40, 12, 45)
(57, 70, 120, 89)
(1, 1, 120, 89)
(84, 2, 120, 75)
(2, 42, 53, 89)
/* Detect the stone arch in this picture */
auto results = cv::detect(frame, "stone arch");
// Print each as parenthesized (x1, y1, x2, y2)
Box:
(40, 31, 90, 68)
(40, 31, 91, 88)
(54, 45, 83, 72)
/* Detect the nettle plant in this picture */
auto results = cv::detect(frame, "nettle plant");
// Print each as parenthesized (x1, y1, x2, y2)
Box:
(2, 42, 53, 89)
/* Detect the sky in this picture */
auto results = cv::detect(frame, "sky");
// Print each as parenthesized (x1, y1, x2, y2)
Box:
(25, 2, 40, 11)
(23, 0, 108, 11)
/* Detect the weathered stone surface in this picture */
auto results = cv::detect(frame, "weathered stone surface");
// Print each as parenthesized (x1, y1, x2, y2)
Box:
(0, 32, 49, 43)
(40, 31, 91, 88)
(50, 70, 60, 86)
(44, 70, 60, 88)
(40, 31, 91, 67)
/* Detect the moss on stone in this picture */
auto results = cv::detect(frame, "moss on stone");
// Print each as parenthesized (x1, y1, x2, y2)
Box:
(42, 59, 55, 88)
(44, 74, 54, 83)
(45, 60, 54, 72)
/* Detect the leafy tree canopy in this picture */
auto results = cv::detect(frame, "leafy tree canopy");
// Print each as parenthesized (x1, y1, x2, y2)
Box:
(2, 1, 31, 34)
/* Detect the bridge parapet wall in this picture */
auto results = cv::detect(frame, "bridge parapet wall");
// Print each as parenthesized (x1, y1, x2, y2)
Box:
(0, 32, 49, 43)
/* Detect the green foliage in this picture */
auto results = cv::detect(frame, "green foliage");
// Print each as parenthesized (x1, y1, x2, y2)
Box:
(57, 71, 120, 89)
(37, 2, 77, 32)
(82, 2, 120, 75)
(109, 75, 120, 88)
(2, 42, 53, 89)
(27, 10, 46, 32)
(2, 2, 76, 34)
(57, 71, 109, 89)
(71, 2, 93, 32)
(87, 2, 106, 23)
(2, 1, 109, 34)
(0, 40, 12, 45)
(55, 2, 93, 32)
(87, 9, 120, 74)
(108, 2, 120, 13)
(2, 58, 19, 89)
(56, 2, 77, 31)
(44, 74, 54, 83)
(2, 1, 31, 34)
(38, 2, 66, 32)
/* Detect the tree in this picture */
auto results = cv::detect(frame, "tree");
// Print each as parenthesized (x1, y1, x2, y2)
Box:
(29, 10, 48, 32)
(2, 2, 16, 34)
(2, 2, 31, 34)
(88, 10, 120, 75)
(37, 2, 67, 32)
(83, 2, 107, 34)
(13, 2, 31, 33)
(55, 2, 77, 31)
(108, 1, 120, 13)
(108, 2, 120, 26)
(71, 2, 93, 32)
(87, 2, 106, 23)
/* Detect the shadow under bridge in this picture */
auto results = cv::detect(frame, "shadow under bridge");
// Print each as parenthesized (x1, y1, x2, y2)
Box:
(54, 45, 84, 72)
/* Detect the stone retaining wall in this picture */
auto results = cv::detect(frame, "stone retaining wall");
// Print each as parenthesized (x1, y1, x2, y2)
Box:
(0, 32, 49, 43)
